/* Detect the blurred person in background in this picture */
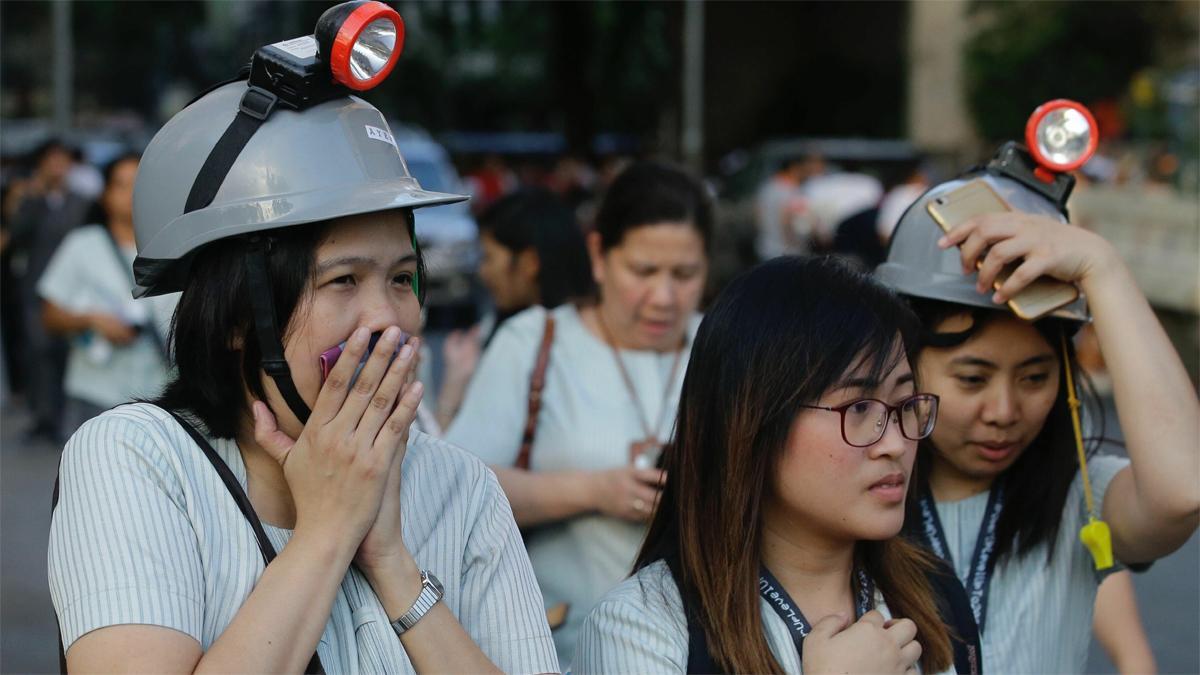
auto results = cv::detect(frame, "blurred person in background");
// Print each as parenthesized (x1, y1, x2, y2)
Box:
(446, 161, 710, 666)
(38, 152, 177, 438)
(436, 187, 594, 431)
(803, 159, 883, 253)
(7, 139, 91, 442)
(830, 160, 930, 271)
(754, 156, 811, 260)
(466, 153, 518, 216)
(876, 161, 930, 245)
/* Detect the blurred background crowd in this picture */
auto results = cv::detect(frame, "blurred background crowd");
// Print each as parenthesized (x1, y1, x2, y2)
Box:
(1, 1, 1197, 672)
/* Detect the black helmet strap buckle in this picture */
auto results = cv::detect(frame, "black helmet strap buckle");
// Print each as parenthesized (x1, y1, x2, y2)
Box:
(245, 236, 313, 425)
(184, 86, 281, 215)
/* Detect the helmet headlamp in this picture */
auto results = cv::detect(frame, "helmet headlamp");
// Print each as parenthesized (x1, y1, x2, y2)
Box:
(1024, 99, 1098, 173)
(248, 0, 404, 109)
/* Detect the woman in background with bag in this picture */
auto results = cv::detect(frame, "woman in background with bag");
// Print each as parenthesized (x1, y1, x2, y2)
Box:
(38, 152, 178, 438)
(446, 161, 711, 666)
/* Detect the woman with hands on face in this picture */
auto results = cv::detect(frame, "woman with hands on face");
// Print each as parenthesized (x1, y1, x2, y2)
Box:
(47, 76, 558, 674)
(877, 169, 1199, 673)
(575, 257, 968, 675)
(446, 161, 711, 666)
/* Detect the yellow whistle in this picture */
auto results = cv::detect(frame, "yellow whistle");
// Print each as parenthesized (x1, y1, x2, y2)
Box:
(1079, 518, 1114, 570)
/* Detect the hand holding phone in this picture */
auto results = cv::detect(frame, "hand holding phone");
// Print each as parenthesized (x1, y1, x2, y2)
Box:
(926, 180, 1079, 320)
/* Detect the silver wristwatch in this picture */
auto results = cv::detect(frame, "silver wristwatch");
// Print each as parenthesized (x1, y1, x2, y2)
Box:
(390, 570, 444, 636)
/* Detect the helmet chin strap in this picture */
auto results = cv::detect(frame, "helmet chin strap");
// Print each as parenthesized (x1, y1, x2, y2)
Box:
(244, 236, 313, 425)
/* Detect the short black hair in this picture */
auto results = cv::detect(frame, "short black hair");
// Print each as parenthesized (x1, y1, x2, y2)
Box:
(478, 187, 594, 307)
(594, 160, 713, 252)
(152, 210, 425, 438)
(29, 138, 73, 167)
(85, 151, 141, 225)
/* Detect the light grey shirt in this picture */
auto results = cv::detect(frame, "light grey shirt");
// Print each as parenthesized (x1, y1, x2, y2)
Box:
(446, 304, 700, 667)
(934, 453, 1129, 674)
(48, 403, 558, 674)
(574, 559, 956, 675)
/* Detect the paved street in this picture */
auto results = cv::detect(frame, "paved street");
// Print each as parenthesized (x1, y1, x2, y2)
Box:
(2, 400, 1197, 673)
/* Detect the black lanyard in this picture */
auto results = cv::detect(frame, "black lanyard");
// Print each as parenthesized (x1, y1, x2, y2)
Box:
(758, 565, 875, 661)
(915, 481, 1006, 635)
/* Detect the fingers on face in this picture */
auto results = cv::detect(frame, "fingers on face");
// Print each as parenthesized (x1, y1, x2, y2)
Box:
(359, 335, 420, 439)
(376, 379, 424, 451)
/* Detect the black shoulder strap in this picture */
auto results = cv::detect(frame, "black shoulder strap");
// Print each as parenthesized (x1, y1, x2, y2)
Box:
(49, 409, 324, 674)
(164, 410, 279, 565)
(924, 557, 983, 675)
(662, 555, 725, 675)
(165, 410, 325, 674)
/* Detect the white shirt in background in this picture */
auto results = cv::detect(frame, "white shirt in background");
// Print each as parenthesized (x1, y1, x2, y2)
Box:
(37, 224, 178, 407)
(446, 303, 701, 667)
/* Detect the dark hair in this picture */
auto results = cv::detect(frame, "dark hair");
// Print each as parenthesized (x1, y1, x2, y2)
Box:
(637, 256, 951, 674)
(477, 187, 594, 307)
(152, 211, 425, 438)
(904, 299, 1101, 565)
(30, 138, 72, 167)
(594, 160, 713, 252)
(85, 151, 141, 225)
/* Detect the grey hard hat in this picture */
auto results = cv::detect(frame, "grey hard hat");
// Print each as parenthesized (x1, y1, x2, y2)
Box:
(132, 80, 467, 298)
(875, 171, 1089, 322)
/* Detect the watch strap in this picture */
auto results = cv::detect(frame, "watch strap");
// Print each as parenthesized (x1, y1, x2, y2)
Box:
(391, 571, 443, 635)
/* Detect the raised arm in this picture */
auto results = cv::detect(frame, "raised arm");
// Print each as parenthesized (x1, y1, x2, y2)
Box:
(943, 212, 1200, 562)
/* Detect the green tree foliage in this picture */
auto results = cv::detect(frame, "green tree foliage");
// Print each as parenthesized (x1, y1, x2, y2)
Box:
(964, 1, 1180, 140)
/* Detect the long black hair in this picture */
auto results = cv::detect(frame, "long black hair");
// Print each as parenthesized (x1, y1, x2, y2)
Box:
(636, 255, 951, 674)
(904, 299, 1103, 564)
(477, 187, 593, 308)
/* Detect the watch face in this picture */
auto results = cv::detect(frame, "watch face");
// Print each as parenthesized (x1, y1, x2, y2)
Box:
(426, 571, 444, 595)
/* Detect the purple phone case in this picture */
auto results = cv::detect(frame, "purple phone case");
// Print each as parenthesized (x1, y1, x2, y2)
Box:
(319, 330, 411, 384)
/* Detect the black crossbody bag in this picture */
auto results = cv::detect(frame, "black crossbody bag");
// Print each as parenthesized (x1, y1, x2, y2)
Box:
(51, 409, 325, 674)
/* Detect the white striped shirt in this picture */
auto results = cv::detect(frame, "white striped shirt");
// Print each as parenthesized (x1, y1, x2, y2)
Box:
(48, 402, 559, 674)
(573, 560, 956, 674)
(933, 453, 1129, 674)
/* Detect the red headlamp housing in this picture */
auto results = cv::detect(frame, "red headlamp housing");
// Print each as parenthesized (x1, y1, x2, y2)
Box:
(317, 1, 405, 92)
(1024, 99, 1099, 173)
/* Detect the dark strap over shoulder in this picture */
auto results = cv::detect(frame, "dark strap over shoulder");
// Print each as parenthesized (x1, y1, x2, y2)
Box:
(925, 556, 983, 675)
(50, 408, 324, 674)
(165, 411, 325, 675)
(662, 555, 724, 675)
(165, 410, 279, 565)
(515, 314, 555, 471)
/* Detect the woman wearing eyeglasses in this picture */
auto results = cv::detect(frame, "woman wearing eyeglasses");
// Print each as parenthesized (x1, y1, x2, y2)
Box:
(574, 256, 973, 675)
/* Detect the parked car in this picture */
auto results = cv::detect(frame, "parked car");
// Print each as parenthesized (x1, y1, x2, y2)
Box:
(391, 125, 483, 331)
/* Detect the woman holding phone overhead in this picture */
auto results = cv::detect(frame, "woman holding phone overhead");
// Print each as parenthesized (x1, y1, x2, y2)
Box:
(575, 256, 969, 675)
(446, 161, 711, 666)
(47, 10, 557, 672)
(875, 137, 1199, 672)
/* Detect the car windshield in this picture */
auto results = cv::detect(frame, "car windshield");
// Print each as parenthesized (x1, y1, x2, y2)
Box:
(406, 158, 448, 192)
